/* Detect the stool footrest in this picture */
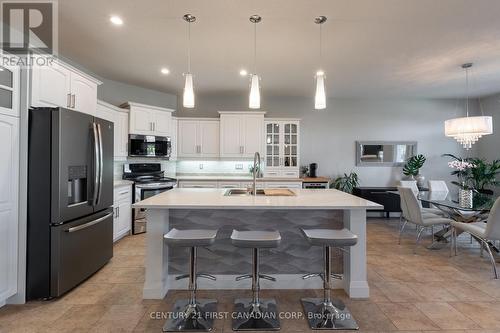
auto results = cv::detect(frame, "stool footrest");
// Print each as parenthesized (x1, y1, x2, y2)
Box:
(302, 273, 343, 281)
(175, 273, 217, 281)
(235, 274, 276, 282)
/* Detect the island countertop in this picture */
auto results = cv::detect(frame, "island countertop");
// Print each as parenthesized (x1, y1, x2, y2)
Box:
(133, 188, 383, 210)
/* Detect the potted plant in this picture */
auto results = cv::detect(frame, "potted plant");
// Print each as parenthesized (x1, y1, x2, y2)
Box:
(331, 172, 359, 194)
(467, 158, 500, 195)
(443, 154, 499, 195)
(403, 154, 426, 187)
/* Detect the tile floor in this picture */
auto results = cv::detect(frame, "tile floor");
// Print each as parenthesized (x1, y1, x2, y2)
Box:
(1, 218, 500, 333)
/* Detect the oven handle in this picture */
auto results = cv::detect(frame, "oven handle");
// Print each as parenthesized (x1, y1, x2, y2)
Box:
(65, 213, 113, 233)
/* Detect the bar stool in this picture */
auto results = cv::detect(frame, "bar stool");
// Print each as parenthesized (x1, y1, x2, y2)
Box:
(300, 228, 359, 330)
(163, 228, 218, 332)
(230, 229, 281, 331)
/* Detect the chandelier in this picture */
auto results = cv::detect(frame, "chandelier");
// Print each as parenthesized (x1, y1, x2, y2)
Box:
(444, 63, 493, 149)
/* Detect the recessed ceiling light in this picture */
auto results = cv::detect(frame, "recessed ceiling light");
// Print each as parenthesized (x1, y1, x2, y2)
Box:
(110, 15, 124, 26)
(239, 69, 248, 76)
(160, 68, 170, 75)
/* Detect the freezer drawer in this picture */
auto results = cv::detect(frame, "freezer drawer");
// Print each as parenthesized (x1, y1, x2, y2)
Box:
(50, 209, 113, 297)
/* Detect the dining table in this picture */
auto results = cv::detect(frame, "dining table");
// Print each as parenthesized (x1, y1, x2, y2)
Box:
(397, 190, 498, 251)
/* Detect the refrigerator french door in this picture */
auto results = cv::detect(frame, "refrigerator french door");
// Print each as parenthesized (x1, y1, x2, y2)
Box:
(27, 107, 114, 300)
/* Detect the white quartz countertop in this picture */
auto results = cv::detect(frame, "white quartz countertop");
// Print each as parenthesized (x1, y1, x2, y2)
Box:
(133, 188, 383, 210)
(175, 175, 303, 182)
(114, 179, 134, 188)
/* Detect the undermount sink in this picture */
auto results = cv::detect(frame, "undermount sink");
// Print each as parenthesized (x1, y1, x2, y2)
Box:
(224, 189, 266, 196)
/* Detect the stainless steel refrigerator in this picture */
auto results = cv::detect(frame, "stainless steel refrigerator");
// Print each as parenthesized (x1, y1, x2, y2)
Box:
(27, 107, 114, 300)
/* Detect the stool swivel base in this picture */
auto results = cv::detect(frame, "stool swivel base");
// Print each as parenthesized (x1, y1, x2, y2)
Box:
(163, 246, 217, 332)
(232, 248, 280, 331)
(301, 246, 358, 330)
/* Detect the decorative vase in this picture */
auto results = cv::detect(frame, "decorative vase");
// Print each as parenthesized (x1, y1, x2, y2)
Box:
(458, 188, 473, 208)
(415, 174, 425, 189)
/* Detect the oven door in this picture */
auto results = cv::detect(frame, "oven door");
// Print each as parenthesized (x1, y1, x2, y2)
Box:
(128, 134, 171, 158)
(133, 185, 174, 234)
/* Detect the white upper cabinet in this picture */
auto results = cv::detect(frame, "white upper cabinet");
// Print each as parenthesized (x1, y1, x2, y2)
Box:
(263, 119, 300, 178)
(0, 64, 20, 118)
(70, 74, 97, 115)
(96, 100, 129, 159)
(177, 118, 219, 158)
(170, 117, 178, 160)
(219, 112, 265, 158)
(122, 102, 174, 137)
(31, 58, 101, 115)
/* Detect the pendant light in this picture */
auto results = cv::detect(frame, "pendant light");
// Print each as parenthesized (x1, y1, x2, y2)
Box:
(444, 63, 493, 149)
(314, 16, 327, 110)
(183, 14, 196, 108)
(249, 15, 261, 109)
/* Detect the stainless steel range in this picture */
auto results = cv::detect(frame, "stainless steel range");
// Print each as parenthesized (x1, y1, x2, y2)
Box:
(123, 163, 177, 234)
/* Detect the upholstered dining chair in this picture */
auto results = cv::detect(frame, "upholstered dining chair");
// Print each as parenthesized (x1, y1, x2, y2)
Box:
(451, 196, 500, 279)
(428, 180, 449, 193)
(398, 180, 444, 216)
(398, 186, 455, 253)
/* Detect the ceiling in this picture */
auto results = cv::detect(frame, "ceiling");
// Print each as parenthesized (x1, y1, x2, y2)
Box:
(59, 0, 500, 98)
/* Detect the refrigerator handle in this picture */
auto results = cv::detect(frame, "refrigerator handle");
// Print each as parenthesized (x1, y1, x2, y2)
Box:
(92, 123, 100, 206)
(97, 123, 104, 205)
(65, 213, 113, 233)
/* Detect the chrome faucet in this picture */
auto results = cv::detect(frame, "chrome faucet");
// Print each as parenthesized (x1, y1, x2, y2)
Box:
(252, 152, 261, 196)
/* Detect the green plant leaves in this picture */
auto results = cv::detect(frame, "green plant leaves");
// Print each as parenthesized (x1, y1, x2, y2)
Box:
(403, 154, 426, 176)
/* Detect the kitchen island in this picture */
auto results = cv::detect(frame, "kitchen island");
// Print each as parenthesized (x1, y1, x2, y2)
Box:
(133, 188, 382, 300)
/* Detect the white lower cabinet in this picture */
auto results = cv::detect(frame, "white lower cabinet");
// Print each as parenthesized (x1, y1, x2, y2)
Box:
(178, 181, 218, 188)
(113, 185, 132, 242)
(265, 182, 302, 189)
(218, 181, 242, 188)
(0, 114, 19, 304)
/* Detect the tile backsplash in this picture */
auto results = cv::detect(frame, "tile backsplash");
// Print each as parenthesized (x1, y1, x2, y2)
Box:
(113, 158, 177, 179)
(113, 159, 254, 179)
(175, 160, 254, 175)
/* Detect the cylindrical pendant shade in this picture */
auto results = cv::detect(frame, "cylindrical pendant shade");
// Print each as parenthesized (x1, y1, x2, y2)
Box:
(444, 116, 493, 149)
(183, 73, 195, 108)
(249, 74, 260, 109)
(314, 72, 326, 110)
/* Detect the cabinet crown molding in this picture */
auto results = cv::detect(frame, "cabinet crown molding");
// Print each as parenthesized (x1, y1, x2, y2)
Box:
(97, 100, 128, 113)
(177, 117, 219, 121)
(121, 101, 175, 113)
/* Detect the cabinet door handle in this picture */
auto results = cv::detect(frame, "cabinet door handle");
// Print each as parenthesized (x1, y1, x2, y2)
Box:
(153, 122, 156, 132)
(67, 93, 71, 107)
(71, 94, 76, 108)
(150, 122, 153, 131)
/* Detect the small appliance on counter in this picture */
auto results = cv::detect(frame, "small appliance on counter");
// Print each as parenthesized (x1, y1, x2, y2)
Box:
(123, 163, 177, 234)
(309, 163, 318, 178)
(302, 177, 330, 189)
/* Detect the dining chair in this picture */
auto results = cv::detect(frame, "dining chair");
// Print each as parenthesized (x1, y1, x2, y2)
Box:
(399, 180, 419, 195)
(398, 180, 445, 216)
(398, 186, 455, 253)
(450, 196, 500, 279)
(428, 180, 449, 193)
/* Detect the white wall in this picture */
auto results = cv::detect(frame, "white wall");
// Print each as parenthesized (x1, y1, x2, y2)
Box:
(178, 94, 471, 187)
(477, 93, 500, 195)
(477, 93, 500, 161)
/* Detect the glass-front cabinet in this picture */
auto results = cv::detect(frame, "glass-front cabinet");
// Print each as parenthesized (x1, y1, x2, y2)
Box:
(264, 119, 300, 178)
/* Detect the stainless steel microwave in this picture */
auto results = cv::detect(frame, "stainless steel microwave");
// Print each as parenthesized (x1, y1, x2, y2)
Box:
(128, 134, 171, 158)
